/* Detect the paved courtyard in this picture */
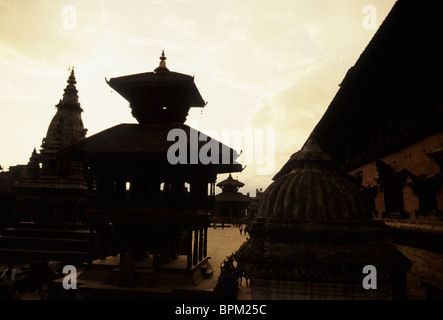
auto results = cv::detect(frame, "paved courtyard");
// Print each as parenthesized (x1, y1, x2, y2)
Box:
(206, 224, 251, 300)
(206, 225, 249, 278)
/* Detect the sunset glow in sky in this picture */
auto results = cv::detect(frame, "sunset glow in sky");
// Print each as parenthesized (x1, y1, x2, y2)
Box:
(0, 0, 397, 195)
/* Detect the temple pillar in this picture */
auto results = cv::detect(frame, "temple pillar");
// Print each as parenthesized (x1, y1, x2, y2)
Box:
(193, 228, 199, 265)
(203, 227, 208, 258)
(169, 231, 178, 260)
(95, 224, 107, 260)
(402, 184, 419, 219)
(198, 227, 203, 261)
(152, 230, 159, 267)
(374, 190, 385, 219)
(187, 229, 193, 269)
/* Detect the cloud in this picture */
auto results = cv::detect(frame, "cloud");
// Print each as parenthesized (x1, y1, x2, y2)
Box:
(162, 13, 197, 38)
(245, 52, 356, 185)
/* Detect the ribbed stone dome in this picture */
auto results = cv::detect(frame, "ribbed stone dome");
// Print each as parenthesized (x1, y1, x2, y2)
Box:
(235, 137, 411, 300)
(259, 138, 372, 221)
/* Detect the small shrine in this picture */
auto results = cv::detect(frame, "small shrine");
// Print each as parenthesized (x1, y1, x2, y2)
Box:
(214, 174, 252, 225)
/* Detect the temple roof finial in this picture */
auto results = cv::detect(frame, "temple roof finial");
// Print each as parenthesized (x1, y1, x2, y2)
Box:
(55, 67, 82, 112)
(155, 50, 169, 73)
(67, 66, 77, 86)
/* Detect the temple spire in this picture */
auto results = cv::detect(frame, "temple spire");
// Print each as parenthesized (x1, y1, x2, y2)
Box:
(155, 50, 169, 73)
(67, 67, 77, 85)
(57, 67, 82, 112)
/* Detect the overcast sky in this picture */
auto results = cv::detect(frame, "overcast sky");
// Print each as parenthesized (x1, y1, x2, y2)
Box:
(0, 0, 397, 195)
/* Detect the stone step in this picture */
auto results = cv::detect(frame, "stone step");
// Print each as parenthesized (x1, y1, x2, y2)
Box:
(1, 227, 91, 240)
(0, 235, 90, 252)
(0, 247, 90, 263)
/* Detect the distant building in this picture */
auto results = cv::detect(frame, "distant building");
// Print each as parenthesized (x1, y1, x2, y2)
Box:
(214, 174, 252, 225)
(247, 188, 264, 221)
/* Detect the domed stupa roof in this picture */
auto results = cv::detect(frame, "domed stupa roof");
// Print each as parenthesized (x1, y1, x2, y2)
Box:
(235, 137, 411, 299)
(258, 138, 372, 222)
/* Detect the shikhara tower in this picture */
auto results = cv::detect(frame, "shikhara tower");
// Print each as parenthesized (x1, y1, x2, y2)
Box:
(0, 68, 91, 265)
(15, 68, 88, 226)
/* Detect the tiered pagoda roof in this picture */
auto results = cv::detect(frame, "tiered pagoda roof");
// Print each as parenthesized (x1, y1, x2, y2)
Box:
(215, 174, 251, 204)
(61, 53, 242, 175)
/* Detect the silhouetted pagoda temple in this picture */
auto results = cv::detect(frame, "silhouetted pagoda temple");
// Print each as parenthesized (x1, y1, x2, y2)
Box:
(55, 52, 243, 299)
(214, 174, 252, 225)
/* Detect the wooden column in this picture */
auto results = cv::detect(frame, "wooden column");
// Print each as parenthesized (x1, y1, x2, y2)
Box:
(152, 230, 159, 267)
(198, 227, 203, 261)
(193, 228, 199, 265)
(187, 229, 193, 269)
(203, 227, 208, 258)
(96, 224, 106, 260)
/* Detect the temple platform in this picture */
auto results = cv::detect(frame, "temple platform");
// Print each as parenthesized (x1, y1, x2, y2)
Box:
(46, 254, 217, 300)
(44, 227, 251, 300)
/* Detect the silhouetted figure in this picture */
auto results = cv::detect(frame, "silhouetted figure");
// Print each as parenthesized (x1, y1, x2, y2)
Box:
(243, 271, 250, 287)
(235, 268, 244, 286)
(244, 225, 249, 237)
(220, 268, 238, 300)
(0, 264, 17, 300)
(239, 225, 243, 235)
